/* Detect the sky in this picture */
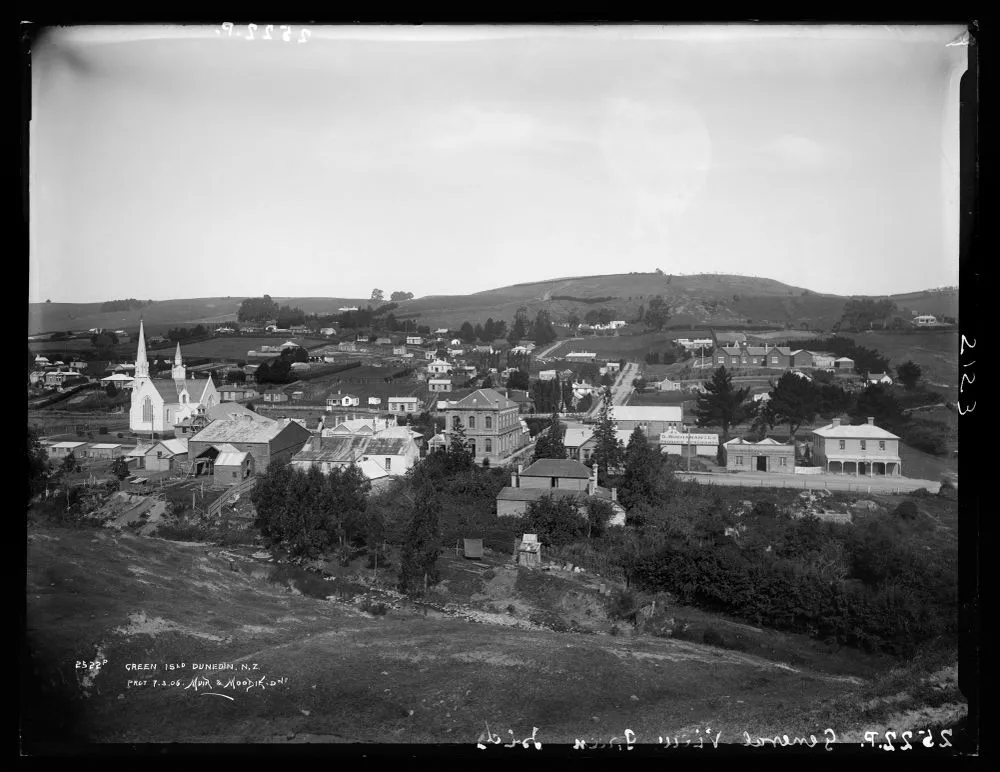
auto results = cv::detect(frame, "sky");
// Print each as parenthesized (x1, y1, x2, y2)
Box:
(28, 24, 967, 303)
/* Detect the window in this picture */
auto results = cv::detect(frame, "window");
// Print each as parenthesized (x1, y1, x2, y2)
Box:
(452, 416, 460, 429)
(157, 451, 163, 459)
(779, 457, 787, 466)
(485, 416, 492, 429)
(469, 416, 476, 429)
(741, 357, 747, 364)
(485, 439, 492, 453)
(142, 396, 153, 424)
(839, 440, 846, 450)
(385, 458, 391, 471)
(860, 440, 866, 450)
(879, 440, 885, 451)
(771, 357, 779, 364)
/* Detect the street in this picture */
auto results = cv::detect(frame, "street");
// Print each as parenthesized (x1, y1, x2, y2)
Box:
(674, 471, 941, 495)
(588, 361, 638, 418)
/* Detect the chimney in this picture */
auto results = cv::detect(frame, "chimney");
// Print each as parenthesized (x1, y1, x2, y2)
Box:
(867, 416, 875, 425)
(511, 472, 518, 488)
(611, 488, 617, 503)
(517, 464, 523, 476)
(832, 418, 840, 427)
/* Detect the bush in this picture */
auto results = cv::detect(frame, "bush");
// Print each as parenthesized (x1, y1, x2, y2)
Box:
(606, 588, 639, 622)
(98, 426, 108, 435)
(893, 501, 919, 520)
(360, 597, 388, 616)
(702, 627, 726, 647)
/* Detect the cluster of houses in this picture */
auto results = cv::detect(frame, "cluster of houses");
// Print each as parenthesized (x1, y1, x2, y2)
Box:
(28, 355, 91, 389)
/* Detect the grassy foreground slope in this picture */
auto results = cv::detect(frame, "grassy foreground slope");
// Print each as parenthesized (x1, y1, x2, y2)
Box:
(24, 527, 967, 748)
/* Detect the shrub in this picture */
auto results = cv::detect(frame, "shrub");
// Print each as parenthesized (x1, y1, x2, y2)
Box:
(98, 426, 108, 435)
(702, 628, 726, 647)
(607, 589, 639, 622)
(893, 501, 919, 520)
(360, 597, 388, 616)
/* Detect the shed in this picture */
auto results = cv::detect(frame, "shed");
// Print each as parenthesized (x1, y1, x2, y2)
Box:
(516, 534, 542, 568)
(214, 450, 255, 485)
(462, 538, 484, 560)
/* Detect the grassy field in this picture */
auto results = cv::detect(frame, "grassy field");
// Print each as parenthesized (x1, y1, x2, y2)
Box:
(26, 525, 962, 748)
(843, 331, 958, 398)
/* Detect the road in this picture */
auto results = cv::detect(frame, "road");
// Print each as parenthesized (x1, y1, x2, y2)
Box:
(534, 337, 580, 362)
(587, 361, 639, 418)
(674, 471, 941, 495)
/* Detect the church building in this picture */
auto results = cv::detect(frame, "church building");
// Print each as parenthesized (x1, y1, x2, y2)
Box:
(129, 320, 219, 436)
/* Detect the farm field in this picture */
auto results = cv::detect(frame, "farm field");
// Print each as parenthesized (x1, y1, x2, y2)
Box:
(166, 336, 326, 360)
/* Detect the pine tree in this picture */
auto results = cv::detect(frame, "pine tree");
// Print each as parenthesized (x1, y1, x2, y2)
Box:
(767, 371, 819, 439)
(533, 410, 567, 462)
(590, 386, 623, 486)
(448, 418, 473, 472)
(694, 366, 751, 441)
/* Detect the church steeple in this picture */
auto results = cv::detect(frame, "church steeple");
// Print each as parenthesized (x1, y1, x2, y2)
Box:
(134, 318, 149, 379)
(172, 342, 187, 382)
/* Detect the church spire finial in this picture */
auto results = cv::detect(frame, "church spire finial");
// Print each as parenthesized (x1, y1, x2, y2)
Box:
(175, 341, 183, 366)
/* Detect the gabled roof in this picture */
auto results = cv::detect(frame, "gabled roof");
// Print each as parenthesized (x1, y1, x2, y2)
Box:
(723, 437, 793, 447)
(150, 438, 189, 456)
(215, 451, 249, 466)
(191, 415, 304, 444)
(521, 458, 591, 479)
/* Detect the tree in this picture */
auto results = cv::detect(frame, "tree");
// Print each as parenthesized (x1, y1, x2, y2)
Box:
(767, 372, 819, 439)
(460, 321, 476, 343)
(645, 295, 670, 331)
(590, 386, 624, 486)
(523, 495, 587, 547)
(27, 426, 51, 505)
(896, 360, 923, 390)
(531, 310, 557, 346)
(566, 313, 580, 329)
(618, 427, 664, 516)
(508, 307, 529, 344)
(61, 452, 80, 476)
(694, 366, 751, 441)
(110, 457, 131, 481)
(448, 419, 474, 472)
(371, 288, 385, 302)
(390, 291, 414, 302)
(851, 384, 906, 434)
(507, 369, 530, 391)
(398, 472, 442, 596)
(238, 295, 280, 323)
(585, 498, 615, 539)
(532, 410, 567, 462)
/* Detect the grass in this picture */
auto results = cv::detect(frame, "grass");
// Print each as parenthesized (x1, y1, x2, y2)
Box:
(27, 524, 943, 747)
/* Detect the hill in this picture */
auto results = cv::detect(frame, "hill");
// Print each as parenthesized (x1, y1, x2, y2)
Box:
(24, 523, 969, 748)
(29, 277, 960, 338)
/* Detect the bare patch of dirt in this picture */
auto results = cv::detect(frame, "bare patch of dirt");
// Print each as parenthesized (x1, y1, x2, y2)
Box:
(113, 610, 231, 643)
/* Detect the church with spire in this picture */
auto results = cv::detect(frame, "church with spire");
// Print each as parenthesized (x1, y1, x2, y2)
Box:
(129, 319, 219, 436)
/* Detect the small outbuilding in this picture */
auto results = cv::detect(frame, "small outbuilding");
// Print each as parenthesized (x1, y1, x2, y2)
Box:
(462, 538, 484, 560)
(516, 534, 542, 568)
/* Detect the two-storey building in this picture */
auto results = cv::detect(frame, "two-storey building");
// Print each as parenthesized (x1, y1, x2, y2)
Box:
(810, 417, 901, 477)
(439, 388, 528, 464)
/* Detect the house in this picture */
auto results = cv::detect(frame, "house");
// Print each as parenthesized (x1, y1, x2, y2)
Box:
(84, 443, 126, 460)
(375, 337, 393, 346)
(866, 373, 894, 385)
(435, 328, 450, 335)
(142, 438, 189, 473)
(45, 371, 85, 387)
(752, 392, 771, 403)
(423, 350, 437, 361)
(496, 460, 625, 525)
(291, 434, 420, 478)
(322, 417, 399, 436)
(368, 396, 382, 407)
(188, 412, 311, 473)
(811, 417, 901, 476)
(538, 370, 557, 381)
(320, 327, 337, 337)
(912, 315, 938, 326)
(289, 362, 311, 373)
(100, 373, 135, 389)
(605, 361, 621, 373)
(326, 393, 361, 408)
(610, 405, 683, 435)
(427, 359, 451, 375)
(212, 447, 256, 486)
(429, 378, 453, 392)
(501, 388, 532, 413)
(406, 335, 424, 346)
(33, 355, 51, 368)
(565, 352, 597, 362)
(834, 357, 855, 372)
(388, 396, 420, 414)
(789, 350, 814, 368)
(812, 354, 836, 369)
(338, 342, 358, 352)
(438, 388, 529, 464)
(656, 377, 682, 392)
(219, 385, 258, 402)
(722, 437, 795, 472)
(262, 391, 289, 403)
(47, 441, 87, 460)
(448, 348, 465, 357)
(575, 429, 633, 464)
(69, 360, 88, 372)
(659, 429, 719, 457)
(392, 346, 408, 356)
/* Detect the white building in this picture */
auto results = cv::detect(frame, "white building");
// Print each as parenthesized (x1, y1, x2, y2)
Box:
(811, 418, 902, 476)
(659, 429, 719, 457)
